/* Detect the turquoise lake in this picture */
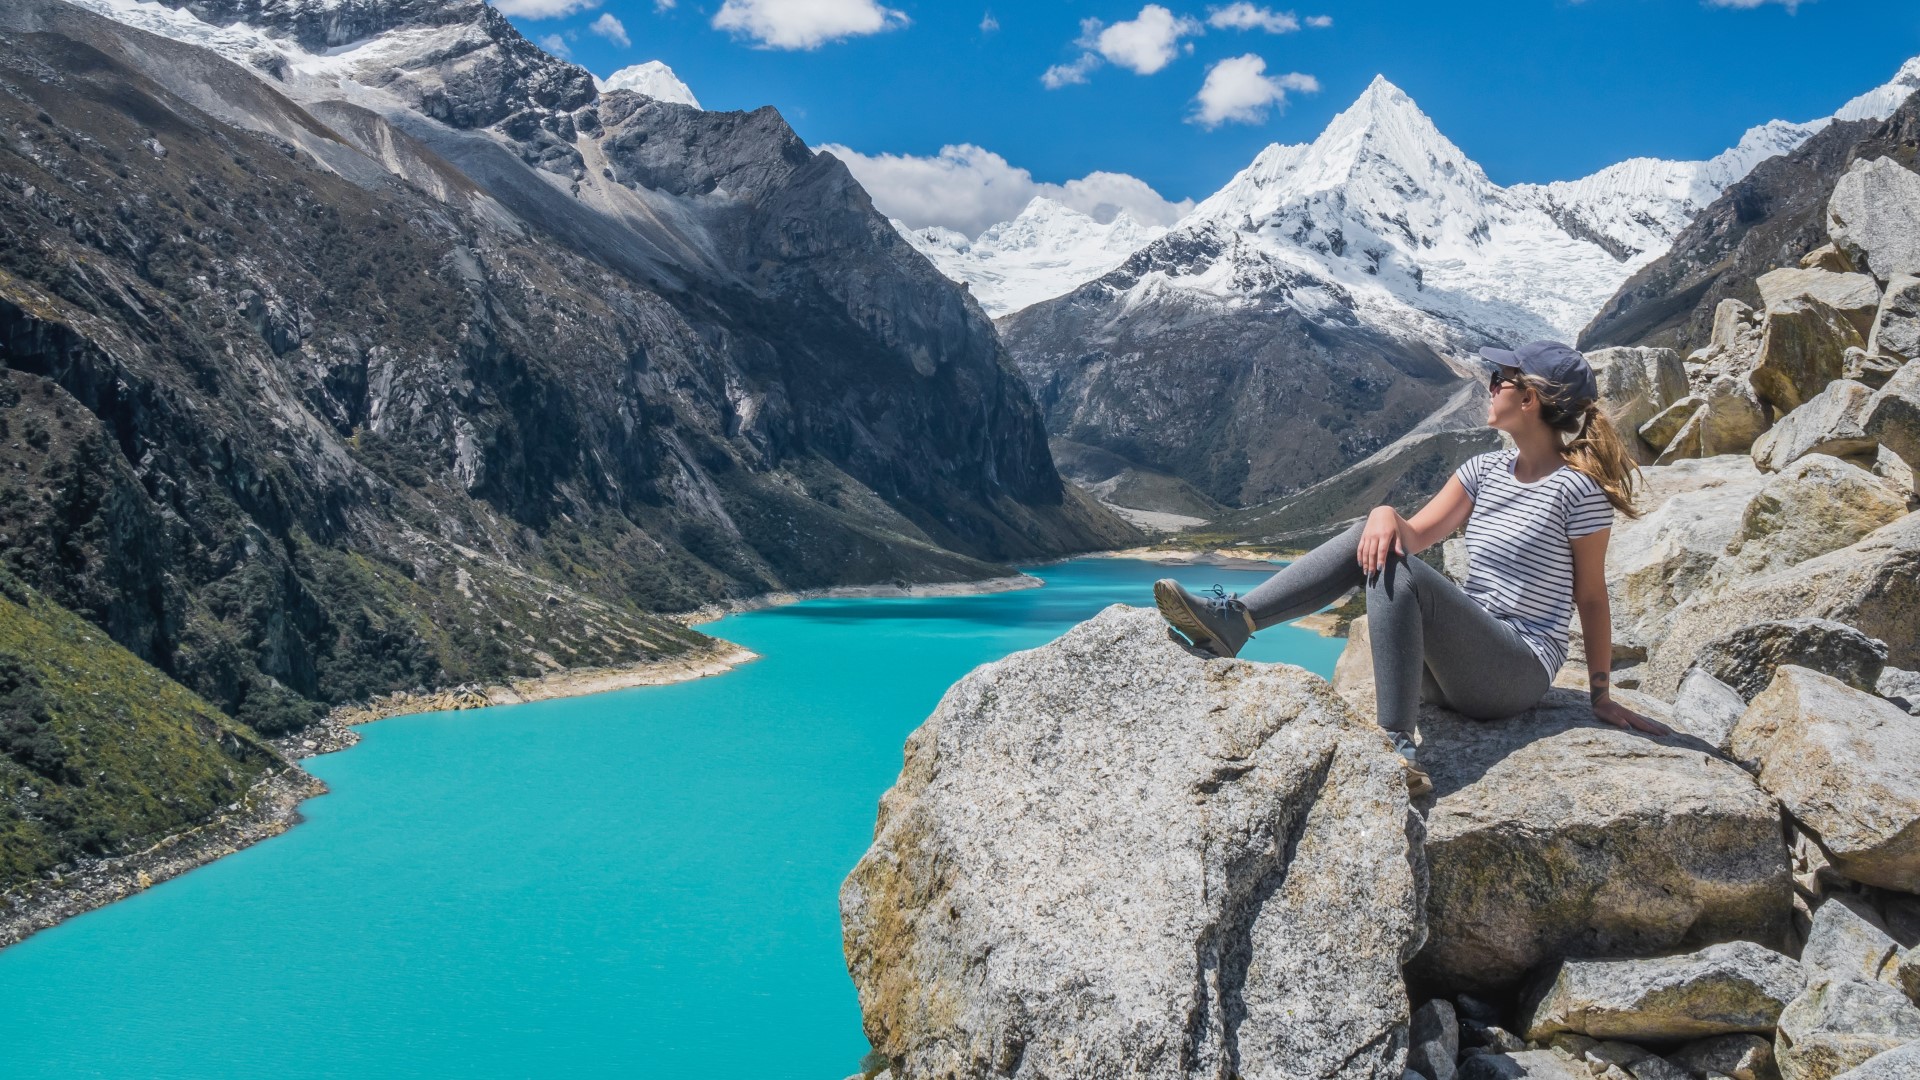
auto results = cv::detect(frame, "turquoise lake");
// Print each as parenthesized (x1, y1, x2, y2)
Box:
(0, 558, 1343, 1079)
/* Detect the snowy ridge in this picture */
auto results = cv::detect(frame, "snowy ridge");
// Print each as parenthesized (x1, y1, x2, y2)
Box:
(900, 197, 1168, 316)
(598, 61, 700, 109)
(985, 56, 1920, 354)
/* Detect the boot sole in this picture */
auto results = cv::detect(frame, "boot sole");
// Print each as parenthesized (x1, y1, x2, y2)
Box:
(1154, 580, 1234, 659)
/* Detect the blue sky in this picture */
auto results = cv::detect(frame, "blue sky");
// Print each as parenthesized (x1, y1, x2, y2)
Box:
(500, 0, 1920, 233)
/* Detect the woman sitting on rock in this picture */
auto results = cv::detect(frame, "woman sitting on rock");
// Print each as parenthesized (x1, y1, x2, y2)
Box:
(1154, 340, 1671, 795)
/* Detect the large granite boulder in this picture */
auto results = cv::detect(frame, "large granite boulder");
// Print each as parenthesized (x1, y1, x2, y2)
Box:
(1520, 941, 1805, 1042)
(1751, 268, 1881, 413)
(1864, 360, 1920, 473)
(1606, 457, 1771, 658)
(1830, 1042, 1920, 1080)
(1703, 375, 1775, 455)
(1411, 692, 1791, 993)
(1827, 156, 1920, 283)
(1642, 512, 1920, 697)
(1334, 613, 1379, 718)
(1802, 895, 1908, 990)
(1693, 618, 1888, 701)
(841, 606, 1426, 1080)
(1776, 977, 1920, 1080)
(1728, 667, 1920, 893)
(1644, 396, 1706, 460)
(1718, 455, 1909, 581)
(1457, 1051, 1589, 1080)
(1591, 347, 1691, 463)
(1867, 275, 1920, 362)
(1751, 382, 1879, 472)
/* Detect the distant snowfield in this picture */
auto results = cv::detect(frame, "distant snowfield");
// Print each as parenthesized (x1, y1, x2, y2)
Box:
(906, 57, 1920, 336)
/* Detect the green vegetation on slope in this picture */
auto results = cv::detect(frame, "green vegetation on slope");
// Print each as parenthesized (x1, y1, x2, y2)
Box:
(0, 572, 279, 892)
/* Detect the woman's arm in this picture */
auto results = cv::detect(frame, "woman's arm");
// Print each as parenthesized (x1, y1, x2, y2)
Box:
(1570, 529, 1670, 736)
(1357, 477, 1475, 573)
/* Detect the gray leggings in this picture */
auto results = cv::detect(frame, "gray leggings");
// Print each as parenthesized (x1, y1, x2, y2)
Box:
(1242, 522, 1552, 734)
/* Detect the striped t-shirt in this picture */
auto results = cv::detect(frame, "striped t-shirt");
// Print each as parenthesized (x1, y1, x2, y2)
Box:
(1452, 449, 1615, 675)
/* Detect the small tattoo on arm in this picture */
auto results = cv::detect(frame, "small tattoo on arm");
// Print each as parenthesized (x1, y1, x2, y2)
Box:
(1589, 671, 1611, 703)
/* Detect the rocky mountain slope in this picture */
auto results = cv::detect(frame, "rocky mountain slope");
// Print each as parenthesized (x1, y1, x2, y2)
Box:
(1583, 92, 1920, 353)
(991, 63, 1919, 513)
(847, 149, 1920, 1080)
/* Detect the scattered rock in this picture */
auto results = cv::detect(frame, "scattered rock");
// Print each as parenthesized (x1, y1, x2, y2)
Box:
(1333, 613, 1377, 718)
(1671, 668, 1749, 752)
(1669, 1032, 1780, 1080)
(1801, 244, 1855, 273)
(1606, 456, 1770, 659)
(1592, 347, 1692, 463)
(1843, 347, 1902, 390)
(1729, 667, 1920, 893)
(1803, 894, 1906, 989)
(1899, 951, 1919, 1005)
(1521, 941, 1805, 1042)
(1775, 977, 1920, 1080)
(1412, 691, 1791, 992)
(840, 606, 1426, 1080)
(1458, 1050, 1590, 1080)
(1642, 513, 1920, 697)
(1694, 618, 1888, 701)
(1644, 396, 1706, 457)
(1827, 156, 1920, 283)
(1829, 1041, 1920, 1080)
(1751, 268, 1880, 412)
(1578, 1040, 1694, 1080)
(1867, 275, 1920, 362)
(1878, 667, 1920, 716)
(1718, 456, 1909, 581)
(1715, 299, 1762, 355)
(1703, 375, 1774, 455)
(1657, 405, 1710, 464)
(1751, 382, 1879, 472)
(1411, 998, 1460, 1080)
(1864, 360, 1920, 473)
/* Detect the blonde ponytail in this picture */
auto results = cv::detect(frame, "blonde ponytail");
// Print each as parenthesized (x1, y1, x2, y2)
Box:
(1522, 375, 1642, 519)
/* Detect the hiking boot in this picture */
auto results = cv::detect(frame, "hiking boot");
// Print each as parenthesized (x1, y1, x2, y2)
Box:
(1154, 579, 1254, 659)
(1389, 730, 1433, 798)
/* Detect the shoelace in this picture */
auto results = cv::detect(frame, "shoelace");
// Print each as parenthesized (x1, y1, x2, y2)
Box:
(1204, 584, 1241, 613)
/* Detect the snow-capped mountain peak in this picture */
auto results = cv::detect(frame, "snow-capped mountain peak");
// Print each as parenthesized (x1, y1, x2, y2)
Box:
(1835, 55, 1920, 121)
(597, 61, 701, 109)
(897, 195, 1170, 316)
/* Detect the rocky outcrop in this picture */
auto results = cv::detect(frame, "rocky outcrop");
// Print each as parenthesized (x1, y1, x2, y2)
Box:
(1590, 347, 1690, 463)
(1670, 668, 1749, 751)
(1865, 361, 1920, 472)
(1751, 382, 1879, 470)
(1519, 942, 1805, 1042)
(1605, 457, 1771, 658)
(1802, 895, 1908, 989)
(1831, 1042, 1920, 1080)
(841, 607, 1425, 1080)
(1718, 455, 1909, 581)
(1751, 269, 1880, 413)
(1643, 513, 1920, 696)
(1729, 667, 1920, 892)
(1694, 619, 1889, 701)
(1775, 978, 1920, 1080)
(1670, 1033, 1781, 1080)
(1867, 276, 1920, 361)
(1828, 157, 1920, 282)
(1410, 693, 1791, 993)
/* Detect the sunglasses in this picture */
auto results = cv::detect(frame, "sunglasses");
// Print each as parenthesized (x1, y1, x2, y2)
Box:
(1488, 369, 1526, 395)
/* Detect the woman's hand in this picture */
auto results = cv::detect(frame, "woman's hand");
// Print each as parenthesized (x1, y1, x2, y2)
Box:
(1592, 697, 1671, 737)
(1357, 505, 1405, 575)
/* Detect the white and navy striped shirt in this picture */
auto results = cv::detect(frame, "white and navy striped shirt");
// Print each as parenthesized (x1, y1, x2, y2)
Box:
(1452, 449, 1614, 675)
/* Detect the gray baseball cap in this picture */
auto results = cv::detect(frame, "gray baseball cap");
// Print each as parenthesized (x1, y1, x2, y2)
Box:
(1477, 340, 1598, 416)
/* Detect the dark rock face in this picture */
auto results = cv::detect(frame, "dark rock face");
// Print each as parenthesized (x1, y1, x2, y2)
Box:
(1580, 92, 1920, 352)
(998, 221, 1464, 508)
(0, 0, 1131, 731)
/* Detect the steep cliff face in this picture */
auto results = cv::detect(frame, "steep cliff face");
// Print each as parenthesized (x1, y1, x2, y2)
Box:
(0, 0, 1131, 733)
(1581, 93, 1920, 352)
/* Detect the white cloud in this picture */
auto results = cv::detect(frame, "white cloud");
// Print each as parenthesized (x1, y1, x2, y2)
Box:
(1707, 0, 1805, 8)
(980, 11, 999, 33)
(1042, 52, 1101, 89)
(589, 12, 630, 47)
(1304, 14, 1332, 27)
(537, 31, 572, 57)
(655, 0, 675, 9)
(491, 0, 598, 17)
(1090, 4, 1204, 75)
(819, 142, 1195, 236)
(712, 0, 909, 49)
(1207, 3, 1299, 33)
(1190, 54, 1317, 128)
